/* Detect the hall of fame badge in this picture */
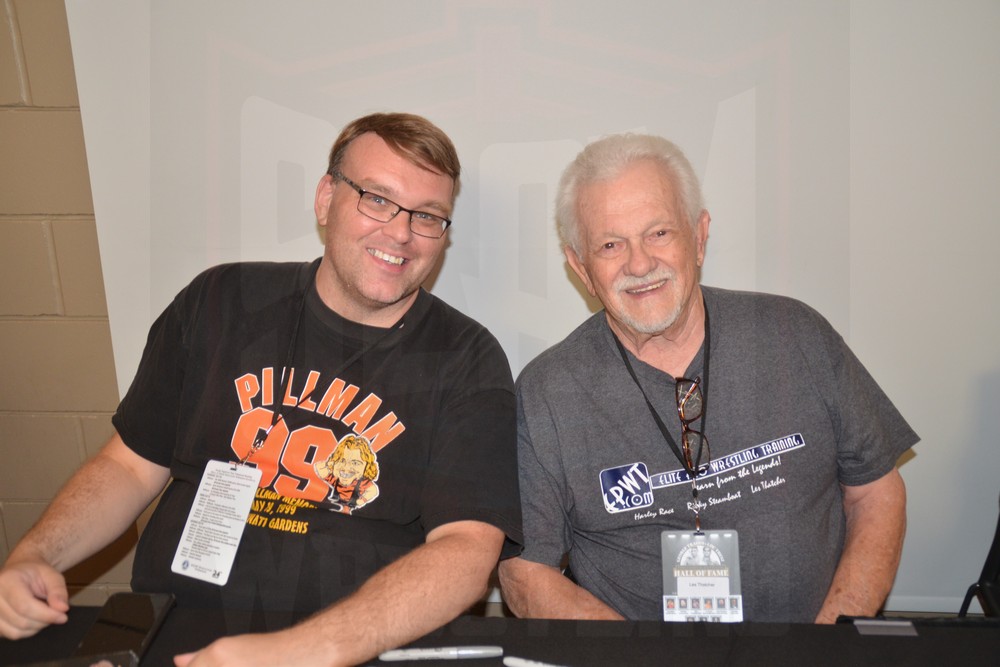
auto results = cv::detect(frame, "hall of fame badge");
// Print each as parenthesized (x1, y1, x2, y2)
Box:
(661, 530, 743, 622)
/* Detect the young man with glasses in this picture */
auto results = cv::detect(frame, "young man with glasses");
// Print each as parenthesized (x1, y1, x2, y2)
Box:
(0, 113, 522, 666)
(498, 133, 916, 625)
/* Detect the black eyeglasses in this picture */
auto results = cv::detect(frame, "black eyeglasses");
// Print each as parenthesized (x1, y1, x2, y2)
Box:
(331, 171, 452, 239)
(676, 377, 711, 475)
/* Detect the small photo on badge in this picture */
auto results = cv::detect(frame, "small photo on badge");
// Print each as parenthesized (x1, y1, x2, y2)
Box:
(717, 597, 727, 609)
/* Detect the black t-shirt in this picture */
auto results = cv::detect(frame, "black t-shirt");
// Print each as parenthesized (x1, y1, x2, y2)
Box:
(114, 260, 522, 613)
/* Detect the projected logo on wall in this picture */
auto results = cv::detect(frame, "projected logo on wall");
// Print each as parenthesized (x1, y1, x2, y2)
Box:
(146, 4, 848, 379)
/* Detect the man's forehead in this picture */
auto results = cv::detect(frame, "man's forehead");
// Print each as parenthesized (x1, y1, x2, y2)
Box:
(586, 161, 677, 201)
(579, 169, 683, 224)
(341, 133, 433, 176)
(340, 133, 394, 176)
(341, 133, 454, 207)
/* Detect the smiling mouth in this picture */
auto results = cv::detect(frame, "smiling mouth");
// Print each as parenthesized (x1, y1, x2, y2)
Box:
(370, 248, 405, 266)
(626, 280, 666, 294)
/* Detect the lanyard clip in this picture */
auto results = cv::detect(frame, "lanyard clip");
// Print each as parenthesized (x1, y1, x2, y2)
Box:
(240, 415, 284, 465)
(691, 478, 704, 534)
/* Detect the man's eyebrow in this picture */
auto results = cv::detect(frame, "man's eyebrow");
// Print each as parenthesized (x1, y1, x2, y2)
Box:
(415, 199, 452, 216)
(354, 178, 398, 198)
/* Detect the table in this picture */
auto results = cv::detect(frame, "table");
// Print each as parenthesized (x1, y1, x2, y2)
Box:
(2, 607, 998, 667)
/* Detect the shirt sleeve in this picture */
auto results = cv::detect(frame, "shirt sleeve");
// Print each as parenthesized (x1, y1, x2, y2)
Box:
(796, 303, 919, 486)
(111, 281, 198, 467)
(512, 370, 575, 567)
(417, 325, 523, 557)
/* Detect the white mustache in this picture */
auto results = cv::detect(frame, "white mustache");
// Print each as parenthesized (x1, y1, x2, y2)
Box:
(614, 269, 675, 292)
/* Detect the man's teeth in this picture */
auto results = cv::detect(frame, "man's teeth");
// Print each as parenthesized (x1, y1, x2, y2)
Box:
(370, 249, 404, 265)
(627, 281, 665, 294)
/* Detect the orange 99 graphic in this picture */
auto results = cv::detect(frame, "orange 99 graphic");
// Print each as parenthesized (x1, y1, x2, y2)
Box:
(229, 367, 403, 511)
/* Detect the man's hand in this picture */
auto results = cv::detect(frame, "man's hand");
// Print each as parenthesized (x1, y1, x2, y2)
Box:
(173, 628, 317, 667)
(0, 432, 170, 640)
(0, 559, 70, 639)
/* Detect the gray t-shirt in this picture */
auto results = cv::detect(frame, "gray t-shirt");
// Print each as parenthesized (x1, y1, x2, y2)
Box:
(515, 286, 918, 622)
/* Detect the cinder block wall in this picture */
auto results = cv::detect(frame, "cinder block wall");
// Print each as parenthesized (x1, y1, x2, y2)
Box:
(0, 0, 135, 604)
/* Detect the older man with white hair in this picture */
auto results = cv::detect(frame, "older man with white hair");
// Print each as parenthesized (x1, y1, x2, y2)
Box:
(499, 133, 916, 624)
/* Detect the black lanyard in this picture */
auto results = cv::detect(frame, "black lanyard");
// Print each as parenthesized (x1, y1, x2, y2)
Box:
(612, 302, 711, 480)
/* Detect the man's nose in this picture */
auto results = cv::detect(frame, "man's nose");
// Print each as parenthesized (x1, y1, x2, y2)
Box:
(626, 243, 655, 276)
(382, 210, 414, 243)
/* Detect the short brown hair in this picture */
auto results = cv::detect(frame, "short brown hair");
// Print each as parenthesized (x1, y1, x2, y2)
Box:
(327, 112, 461, 200)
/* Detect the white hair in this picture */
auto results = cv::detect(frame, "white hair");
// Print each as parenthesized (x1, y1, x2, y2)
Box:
(555, 133, 705, 254)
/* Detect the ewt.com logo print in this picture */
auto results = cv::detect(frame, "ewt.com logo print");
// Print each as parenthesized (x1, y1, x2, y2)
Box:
(600, 462, 653, 514)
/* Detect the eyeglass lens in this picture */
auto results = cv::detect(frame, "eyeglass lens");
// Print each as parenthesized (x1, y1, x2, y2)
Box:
(682, 429, 709, 469)
(676, 379, 703, 422)
(357, 192, 448, 238)
(676, 377, 709, 472)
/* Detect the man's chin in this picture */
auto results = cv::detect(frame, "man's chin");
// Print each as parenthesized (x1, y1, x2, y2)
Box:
(614, 310, 681, 337)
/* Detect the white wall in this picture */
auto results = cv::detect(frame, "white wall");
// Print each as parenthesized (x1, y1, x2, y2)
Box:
(849, 1, 1000, 613)
(66, 0, 1000, 614)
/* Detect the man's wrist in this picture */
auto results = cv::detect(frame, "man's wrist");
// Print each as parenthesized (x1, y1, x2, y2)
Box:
(5, 545, 47, 568)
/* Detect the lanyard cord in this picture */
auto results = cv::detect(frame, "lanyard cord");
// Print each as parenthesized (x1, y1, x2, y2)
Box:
(611, 302, 711, 479)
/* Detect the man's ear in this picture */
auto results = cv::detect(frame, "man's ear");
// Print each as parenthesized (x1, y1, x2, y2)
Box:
(695, 210, 711, 268)
(565, 246, 596, 298)
(315, 174, 334, 226)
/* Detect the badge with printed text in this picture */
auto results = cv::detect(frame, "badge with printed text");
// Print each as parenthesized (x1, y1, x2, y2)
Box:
(661, 530, 743, 622)
(171, 460, 262, 586)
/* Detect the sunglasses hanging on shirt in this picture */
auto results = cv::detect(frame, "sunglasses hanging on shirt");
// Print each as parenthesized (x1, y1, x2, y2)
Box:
(611, 305, 712, 531)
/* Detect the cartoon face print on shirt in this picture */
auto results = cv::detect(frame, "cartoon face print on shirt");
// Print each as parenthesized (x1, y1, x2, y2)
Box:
(314, 434, 381, 514)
